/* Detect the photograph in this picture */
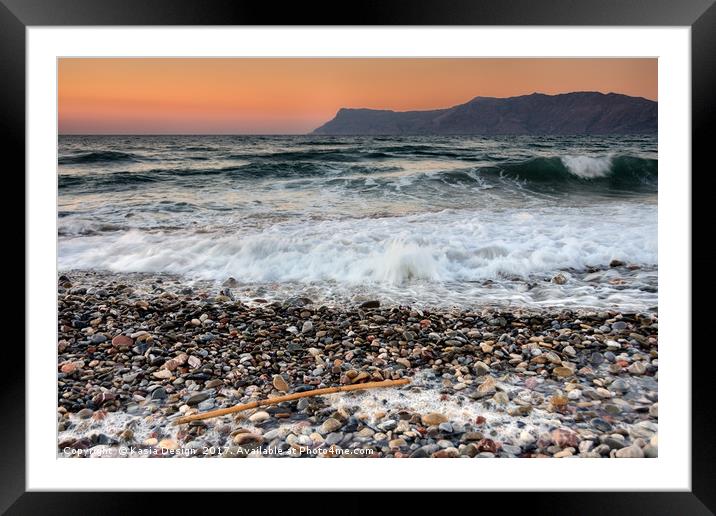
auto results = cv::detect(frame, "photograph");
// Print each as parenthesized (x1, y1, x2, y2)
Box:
(56, 57, 659, 459)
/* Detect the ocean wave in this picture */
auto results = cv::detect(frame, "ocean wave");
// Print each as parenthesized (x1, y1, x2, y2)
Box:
(485, 155, 656, 183)
(58, 173, 158, 189)
(58, 150, 141, 165)
(58, 162, 406, 190)
(58, 206, 657, 285)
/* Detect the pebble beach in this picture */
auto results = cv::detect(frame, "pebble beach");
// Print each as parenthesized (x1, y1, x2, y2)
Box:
(58, 270, 658, 459)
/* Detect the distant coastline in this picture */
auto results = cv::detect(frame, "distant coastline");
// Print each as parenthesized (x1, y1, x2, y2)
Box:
(312, 91, 657, 136)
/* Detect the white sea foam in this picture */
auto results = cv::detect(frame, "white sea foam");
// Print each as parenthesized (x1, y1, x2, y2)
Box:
(59, 205, 656, 283)
(58, 204, 657, 309)
(561, 155, 613, 178)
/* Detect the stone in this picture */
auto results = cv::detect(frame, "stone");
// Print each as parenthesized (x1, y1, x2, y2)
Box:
(233, 433, 264, 445)
(507, 405, 532, 416)
(476, 438, 499, 453)
(519, 430, 536, 445)
(590, 418, 613, 432)
(595, 387, 612, 399)
(92, 392, 116, 407)
(249, 411, 271, 424)
(186, 392, 210, 406)
(111, 335, 133, 349)
(223, 277, 239, 287)
(359, 300, 380, 309)
(590, 352, 605, 366)
(493, 391, 509, 405)
(477, 376, 496, 396)
(272, 375, 289, 392)
(301, 320, 314, 333)
(356, 427, 375, 438)
(610, 379, 629, 393)
(603, 435, 626, 450)
(91, 334, 107, 344)
(153, 369, 173, 380)
(552, 273, 567, 285)
(609, 259, 625, 268)
(551, 395, 569, 408)
(615, 445, 644, 458)
(629, 421, 658, 440)
(395, 358, 411, 368)
(378, 419, 398, 431)
(412, 444, 440, 458)
(501, 444, 522, 455)
(77, 408, 94, 419)
(421, 413, 448, 426)
(627, 362, 647, 375)
(150, 387, 167, 400)
(321, 418, 343, 434)
(473, 361, 490, 376)
(158, 439, 178, 450)
(438, 422, 453, 433)
(553, 367, 573, 378)
(60, 361, 82, 374)
(551, 428, 579, 448)
(432, 448, 460, 458)
(649, 403, 658, 418)
(389, 438, 407, 449)
(643, 445, 658, 458)
(187, 356, 202, 369)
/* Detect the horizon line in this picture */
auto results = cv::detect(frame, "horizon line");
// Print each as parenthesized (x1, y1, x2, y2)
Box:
(58, 90, 657, 136)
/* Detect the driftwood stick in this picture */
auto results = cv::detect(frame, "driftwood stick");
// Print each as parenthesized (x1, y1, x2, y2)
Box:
(175, 378, 411, 424)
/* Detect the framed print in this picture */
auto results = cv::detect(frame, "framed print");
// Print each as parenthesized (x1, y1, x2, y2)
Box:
(5, 0, 715, 512)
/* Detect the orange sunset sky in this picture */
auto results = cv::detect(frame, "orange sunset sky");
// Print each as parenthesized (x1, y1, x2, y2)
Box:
(58, 58, 657, 135)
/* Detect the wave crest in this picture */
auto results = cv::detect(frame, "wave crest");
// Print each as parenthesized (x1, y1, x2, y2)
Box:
(58, 150, 140, 165)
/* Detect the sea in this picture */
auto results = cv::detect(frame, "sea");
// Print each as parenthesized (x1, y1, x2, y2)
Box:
(58, 135, 658, 311)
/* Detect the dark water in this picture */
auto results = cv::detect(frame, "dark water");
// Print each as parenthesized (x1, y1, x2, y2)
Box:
(58, 135, 657, 310)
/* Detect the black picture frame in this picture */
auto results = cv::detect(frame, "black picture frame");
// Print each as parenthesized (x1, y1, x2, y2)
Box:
(4, 0, 714, 513)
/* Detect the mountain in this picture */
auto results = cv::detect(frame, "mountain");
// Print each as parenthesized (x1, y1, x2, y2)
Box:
(311, 92, 657, 135)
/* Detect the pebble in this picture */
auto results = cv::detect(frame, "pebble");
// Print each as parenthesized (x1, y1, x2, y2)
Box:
(421, 413, 448, 426)
(628, 362, 647, 375)
(649, 403, 658, 418)
(151, 387, 167, 400)
(553, 367, 573, 378)
(615, 445, 644, 458)
(186, 392, 210, 406)
(77, 408, 93, 419)
(272, 375, 289, 392)
(551, 428, 579, 448)
(233, 433, 264, 445)
(111, 335, 133, 349)
(56, 276, 659, 460)
(320, 418, 343, 434)
(248, 411, 271, 424)
(158, 439, 178, 450)
(438, 422, 453, 433)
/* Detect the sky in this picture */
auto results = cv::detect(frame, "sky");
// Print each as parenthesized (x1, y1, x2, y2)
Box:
(58, 58, 657, 135)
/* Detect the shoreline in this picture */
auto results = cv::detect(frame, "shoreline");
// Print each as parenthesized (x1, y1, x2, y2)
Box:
(58, 270, 658, 458)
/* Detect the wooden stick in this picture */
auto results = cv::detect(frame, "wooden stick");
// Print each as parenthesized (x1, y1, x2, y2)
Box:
(175, 378, 411, 424)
